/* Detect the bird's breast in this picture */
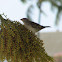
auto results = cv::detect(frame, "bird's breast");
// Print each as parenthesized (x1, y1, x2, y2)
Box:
(24, 24, 37, 33)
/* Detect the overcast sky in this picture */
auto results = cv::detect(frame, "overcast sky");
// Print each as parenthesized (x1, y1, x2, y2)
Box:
(0, 0, 62, 33)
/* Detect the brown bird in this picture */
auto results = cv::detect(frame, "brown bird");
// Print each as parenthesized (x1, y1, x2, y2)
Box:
(20, 18, 50, 33)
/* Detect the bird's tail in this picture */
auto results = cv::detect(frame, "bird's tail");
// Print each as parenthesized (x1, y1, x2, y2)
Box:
(40, 26, 50, 30)
(44, 26, 50, 27)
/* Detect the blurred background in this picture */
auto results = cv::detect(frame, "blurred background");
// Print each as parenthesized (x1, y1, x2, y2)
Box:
(0, 0, 62, 62)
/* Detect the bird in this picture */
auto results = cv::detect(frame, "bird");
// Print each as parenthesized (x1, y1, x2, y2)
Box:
(20, 18, 50, 33)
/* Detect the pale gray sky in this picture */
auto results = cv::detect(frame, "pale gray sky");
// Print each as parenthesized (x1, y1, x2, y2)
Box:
(0, 0, 62, 33)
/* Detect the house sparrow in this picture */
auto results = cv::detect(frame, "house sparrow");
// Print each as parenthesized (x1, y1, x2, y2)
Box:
(20, 18, 50, 33)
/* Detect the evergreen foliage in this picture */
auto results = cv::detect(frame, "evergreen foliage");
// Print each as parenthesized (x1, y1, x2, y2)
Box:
(0, 15, 54, 62)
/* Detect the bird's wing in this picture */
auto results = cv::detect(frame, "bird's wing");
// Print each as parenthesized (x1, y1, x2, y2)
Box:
(27, 21, 45, 31)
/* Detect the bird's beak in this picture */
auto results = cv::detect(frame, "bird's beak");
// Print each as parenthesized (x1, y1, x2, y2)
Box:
(20, 19, 22, 20)
(20, 19, 23, 21)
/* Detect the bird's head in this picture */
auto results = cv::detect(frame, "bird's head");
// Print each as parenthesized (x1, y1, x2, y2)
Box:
(20, 18, 28, 22)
